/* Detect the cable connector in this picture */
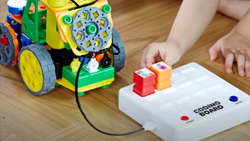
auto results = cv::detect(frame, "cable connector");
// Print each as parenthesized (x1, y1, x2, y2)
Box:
(83, 55, 99, 73)
(143, 122, 157, 131)
(87, 57, 99, 73)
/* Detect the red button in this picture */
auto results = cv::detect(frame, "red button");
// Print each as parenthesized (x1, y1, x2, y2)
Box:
(180, 116, 189, 121)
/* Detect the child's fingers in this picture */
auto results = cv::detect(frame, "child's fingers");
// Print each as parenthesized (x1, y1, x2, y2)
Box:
(225, 53, 234, 73)
(141, 46, 156, 68)
(141, 48, 148, 68)
(236, 54, 245, 76)
(245, 59, 250, 78)
(209, 42, 221, 61)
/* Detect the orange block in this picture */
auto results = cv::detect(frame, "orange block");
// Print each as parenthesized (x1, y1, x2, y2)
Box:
(155, 80, 171, 91)
(96, 53, 104, 64)
(150, 61, 172, 81)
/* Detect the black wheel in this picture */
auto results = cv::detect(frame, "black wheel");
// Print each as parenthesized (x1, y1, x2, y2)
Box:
(112, 28, 126, 72)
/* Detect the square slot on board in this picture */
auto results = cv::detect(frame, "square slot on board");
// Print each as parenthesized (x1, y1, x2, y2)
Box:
(171, 73, 188, 85)
(181, 67, 203, 78)
(175, 96, 196, 107)
(208, 84, 231, 96)
(194, 76, 217, 87)
(192, 90, 213, 101)
(177, 81, 201, 93)
(159, 87, 185, 100)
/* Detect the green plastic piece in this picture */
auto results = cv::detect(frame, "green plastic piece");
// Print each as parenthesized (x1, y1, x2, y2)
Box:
(102, 85, 110, 89)
(102, 4, 111, 14)
(22, 0, 47, 44)
(64, 43, 71, 50)
(55, 83, 60, 86)
(86, 24, 97, 34)
(78, 92, 85, 96)
(62, 65, 114, 88)
(63, 15, 72, 24)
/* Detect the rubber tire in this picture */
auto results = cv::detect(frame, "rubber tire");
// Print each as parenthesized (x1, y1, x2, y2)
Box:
(112, 28, 126, 72)
(18, 44, 56, 95)
(0, 22, 15, 66)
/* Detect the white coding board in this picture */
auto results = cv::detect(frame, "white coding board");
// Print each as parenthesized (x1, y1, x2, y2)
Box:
(119, 62, 250, 141)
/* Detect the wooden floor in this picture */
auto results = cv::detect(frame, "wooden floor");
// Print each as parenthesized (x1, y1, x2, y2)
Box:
(0, 0, 250, 141)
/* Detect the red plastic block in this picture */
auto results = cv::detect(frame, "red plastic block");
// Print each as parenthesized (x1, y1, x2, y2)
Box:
(133, 68, 156, 87)
(133, 84, 155, 97)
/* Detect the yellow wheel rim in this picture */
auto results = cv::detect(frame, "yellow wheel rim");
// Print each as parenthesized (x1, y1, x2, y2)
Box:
(19, 50, 43, 92)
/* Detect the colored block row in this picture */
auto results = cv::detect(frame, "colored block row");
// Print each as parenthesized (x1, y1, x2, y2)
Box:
(133, 62, 172, 97)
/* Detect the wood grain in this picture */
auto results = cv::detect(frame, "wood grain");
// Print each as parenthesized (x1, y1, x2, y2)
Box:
(0, 0, 249, 141)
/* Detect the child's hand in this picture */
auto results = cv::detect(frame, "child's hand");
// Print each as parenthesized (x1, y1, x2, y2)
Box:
(209, 30, 250, 78)
(141, 42, 184, 68)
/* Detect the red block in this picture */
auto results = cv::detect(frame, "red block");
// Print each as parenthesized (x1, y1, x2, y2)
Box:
(133, 68, 156, 87)
(133, 84, 155, 97)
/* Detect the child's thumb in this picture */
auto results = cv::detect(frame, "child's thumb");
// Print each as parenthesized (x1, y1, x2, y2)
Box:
(141, 47, 157, 68)
(209, 42, 221, 61)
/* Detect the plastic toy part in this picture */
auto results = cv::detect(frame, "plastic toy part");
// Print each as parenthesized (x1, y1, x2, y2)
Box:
(100, 53, 111, 68)
(150, 62, 172, 80)
(7, 0, 27, 15)
(87, 24, 97, 34)
(18, 44, 56, 95)
(40, 0, 98, 12)
(84, 57, 99, 73)
(63, 15, 72, 24)
(133, 85, 155, 97)
(143, 122, 157, 131)
(0, 22, 19, 65)
(22, 0, 47, 44)
(56, 0, 114, 56)
(133, 68, 156, 86)
(71, 6, 112, 52)
(45, 9, 65, 50)
(70, 58, 81, 72)
(1, 36, 9, 45)
(49, 49, 76, 79)
(21, 33, 32, 47)
(56, 65, 115, 94)
(1, 0, 126, 96)
(150, 62, 172, 90)
(6, 14, 21, 35)
(133, 68, 156, 97)
(112, 28, 126, 72)
(229, 96, 238, 102)
(102, 4, 111, 14)
(119, 62, 250, 141)
(48, 0, 67, 8)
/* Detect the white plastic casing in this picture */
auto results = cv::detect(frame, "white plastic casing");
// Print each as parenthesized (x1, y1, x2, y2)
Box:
(84, 58, 99, 73)
(7, 0, 27, 9)
(119, 62, 250, 141)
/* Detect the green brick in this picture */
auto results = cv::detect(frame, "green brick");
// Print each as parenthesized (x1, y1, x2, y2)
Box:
(62, 65, 115, 87)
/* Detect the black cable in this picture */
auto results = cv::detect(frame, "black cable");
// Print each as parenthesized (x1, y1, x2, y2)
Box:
(70, 0, 98, 9)
(109, 43, 120, 55)
(70, 0, 79, 7)
(75, 52, 144, 136)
